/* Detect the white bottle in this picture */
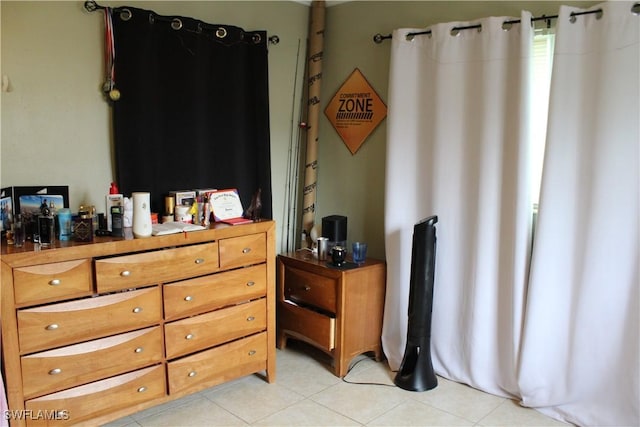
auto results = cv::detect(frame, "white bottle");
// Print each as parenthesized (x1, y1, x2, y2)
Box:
(132, 192, 152, 238)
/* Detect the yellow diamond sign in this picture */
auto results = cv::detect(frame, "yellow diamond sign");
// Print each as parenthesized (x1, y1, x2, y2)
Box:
(324, 68, 387, 155)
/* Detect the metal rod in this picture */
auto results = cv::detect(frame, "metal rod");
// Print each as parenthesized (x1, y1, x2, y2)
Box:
(374, 7, 610, 43)
(84, 1, 280, 45)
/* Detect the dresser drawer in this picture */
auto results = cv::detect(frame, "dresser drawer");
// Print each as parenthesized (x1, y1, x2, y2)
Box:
(165, 299, 266, 359)
(14, 259, 93, 306)
(21, 326, 163, 399)
(95, 242, 219, 292)
(18, 287, 162, 354)
(164, 264, 267, 320)
(284, 266, 337, 313)
(167, 332, 267, 394)
(278, 301, 335, 352)
(25, 365, 166, 426)
(219, 233, 266, 270)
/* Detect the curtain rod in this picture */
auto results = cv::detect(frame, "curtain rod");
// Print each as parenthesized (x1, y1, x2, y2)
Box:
(83, 0, 281, 45)
(372, 5, 638, 44)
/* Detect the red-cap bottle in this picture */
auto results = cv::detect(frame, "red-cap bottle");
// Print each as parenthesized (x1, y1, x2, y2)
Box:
(109, 182, 119, 194)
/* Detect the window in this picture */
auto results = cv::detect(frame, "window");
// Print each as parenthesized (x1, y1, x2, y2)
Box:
(530, 30, 555, 208)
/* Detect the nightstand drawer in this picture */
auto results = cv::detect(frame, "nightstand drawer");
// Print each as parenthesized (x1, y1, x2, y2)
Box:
(167, 332, 267, 394)
(18, 287, 162, 354)
(21, 326, 163, 399)
(95, 242, 219, 292)
(14, 259, 93, 306)
(219, 233, 266, 269)
(25, 365, 166, 426)
(278, 301, 335, 352)
(165, 299, 266, 359)
(284, 266, 337, 313)
(164, 264, 267, 320)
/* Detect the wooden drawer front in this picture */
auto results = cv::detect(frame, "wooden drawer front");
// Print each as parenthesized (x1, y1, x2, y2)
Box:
(25, 365, 165, 427)
(21, 326, 163, 399)
(14, 259, 93, 306)
(284, 266, 337, 313)
(164, 264, 267, 320)
(95, 242, 219, 292)
(219, 233, 266, 270)
(168, 332, 267, 394)
(18, 287, 162, 354)
(279, 301, 335, 352)
(165, 299, 266, 359)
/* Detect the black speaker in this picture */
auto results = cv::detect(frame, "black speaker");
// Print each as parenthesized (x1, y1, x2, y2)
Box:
(394, 215, 438, 392)
(321, 215, 347, 243)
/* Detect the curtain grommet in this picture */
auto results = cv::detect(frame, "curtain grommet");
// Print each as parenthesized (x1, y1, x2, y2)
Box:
(120, 8, 132, 21)
(171, 18, 182, 30)
(252, 33, 262, 44)
(216, 27, 227, 39)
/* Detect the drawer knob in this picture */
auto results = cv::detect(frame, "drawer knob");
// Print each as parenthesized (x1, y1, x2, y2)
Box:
(49, 279, 61, 286)
(246, 281, 255, 287)
(247, 316, 255, 322)
(137, 386, 147, 393)
(184, 295, 193, 302)
(194, 258, 205, 264)
(132, 307, 143, 313)
(304, 285, 311, 292)
(120, 270, 131, 277)
(242, 247, 251, 254)
(185, 334, 194, 340)
(134, 347, 144, 353)
(248, 350, 257, 356)
(45, 324, 59, 331)
(188, 371, 197, 377)
(48, 368, 62, 375)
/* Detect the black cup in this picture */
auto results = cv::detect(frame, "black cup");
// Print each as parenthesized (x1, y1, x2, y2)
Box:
(331, 245, 347, 267)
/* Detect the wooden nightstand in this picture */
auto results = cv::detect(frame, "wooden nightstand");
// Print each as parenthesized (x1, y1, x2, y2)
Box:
(276, 251, 386, 377)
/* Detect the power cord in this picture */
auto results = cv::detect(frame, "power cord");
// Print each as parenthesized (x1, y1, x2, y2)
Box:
(340, 355, 397, 387)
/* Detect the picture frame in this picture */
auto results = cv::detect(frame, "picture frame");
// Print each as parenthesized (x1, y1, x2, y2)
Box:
(0, 191, 13, 233)
(1, 186, 70, 237)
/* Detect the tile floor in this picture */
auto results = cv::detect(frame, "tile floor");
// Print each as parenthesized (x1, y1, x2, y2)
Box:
(104, 341, 569, 427)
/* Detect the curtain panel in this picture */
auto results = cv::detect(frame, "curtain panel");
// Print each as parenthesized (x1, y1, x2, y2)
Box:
(384, 2, 639, 426)
(518, 2, 639, 426)
(111, 6, 272, 216)
(383, 12, 534, 399)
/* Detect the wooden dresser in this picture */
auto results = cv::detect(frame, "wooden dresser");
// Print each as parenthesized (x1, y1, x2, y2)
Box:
(276, 251, 386, 377)
(1, 221, 276, 426)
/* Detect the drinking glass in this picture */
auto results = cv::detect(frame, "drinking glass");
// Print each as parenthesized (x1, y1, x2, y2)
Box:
(352, 242, 368, 264)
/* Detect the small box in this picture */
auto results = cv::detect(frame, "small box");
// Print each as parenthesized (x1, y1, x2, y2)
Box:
(170, 190, 196, 207)
(73, 216, 94, 242)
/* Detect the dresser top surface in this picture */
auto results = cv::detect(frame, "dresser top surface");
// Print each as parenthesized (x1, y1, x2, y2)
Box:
(1, 220, 275, 268)
(279, 250, 385, 270)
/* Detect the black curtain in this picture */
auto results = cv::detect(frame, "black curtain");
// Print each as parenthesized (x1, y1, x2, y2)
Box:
(111, 6, 272, 217)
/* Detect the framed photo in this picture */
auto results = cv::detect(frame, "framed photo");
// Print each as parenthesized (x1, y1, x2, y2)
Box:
(1, 186, 69, 238)
(0, 192, 13, 233)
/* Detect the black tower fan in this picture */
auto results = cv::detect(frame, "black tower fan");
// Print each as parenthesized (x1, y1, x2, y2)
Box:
(394, 215, 438, 391)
